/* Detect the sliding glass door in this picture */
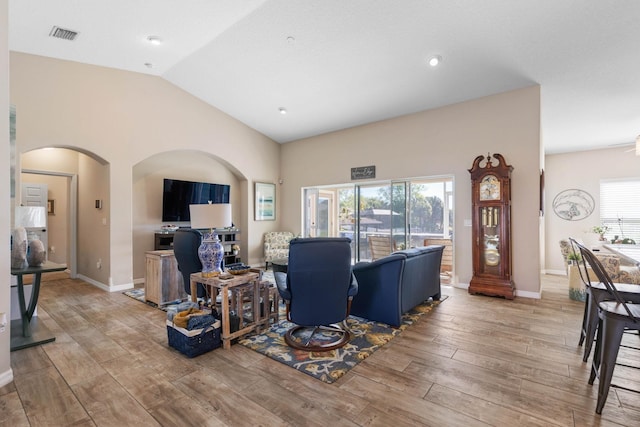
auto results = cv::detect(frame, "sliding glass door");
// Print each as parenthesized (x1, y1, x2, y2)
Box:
(303, 176, 453, 266)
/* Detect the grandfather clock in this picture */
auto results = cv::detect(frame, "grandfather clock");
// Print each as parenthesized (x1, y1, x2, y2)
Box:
(468, 153, 515, 299)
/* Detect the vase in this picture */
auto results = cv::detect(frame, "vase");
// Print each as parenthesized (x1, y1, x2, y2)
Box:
(198, 233, 224, 277)
(11, 227, 28, 269)
(27, 239, 47, 267)
(568, 265, 586, 302)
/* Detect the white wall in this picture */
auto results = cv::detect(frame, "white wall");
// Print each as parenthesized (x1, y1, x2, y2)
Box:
(281, 86, 543, 296)
(1, 0, 12, 388)
(545, 146, 640, 274)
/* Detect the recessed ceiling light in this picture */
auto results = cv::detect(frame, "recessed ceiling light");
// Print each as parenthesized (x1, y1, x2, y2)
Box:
(279, 107, 287, 115)
(147, 36, 162, 46)
(144, 62, 154, 68)
(428, 55, 442, 67)
(286, 36, 296, 44)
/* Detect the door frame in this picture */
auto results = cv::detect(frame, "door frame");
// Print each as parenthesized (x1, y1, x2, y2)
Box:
(22, 169, 78, 278)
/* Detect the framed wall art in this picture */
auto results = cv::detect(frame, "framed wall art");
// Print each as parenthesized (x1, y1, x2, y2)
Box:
(255, 182, 275, 221)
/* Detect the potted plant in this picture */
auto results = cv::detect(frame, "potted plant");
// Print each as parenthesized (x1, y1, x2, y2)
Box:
(567, 252, 582, 265)
(591, 225, 609, 241)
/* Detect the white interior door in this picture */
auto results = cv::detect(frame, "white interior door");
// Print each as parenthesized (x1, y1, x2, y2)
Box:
(21, 183, 49, 260)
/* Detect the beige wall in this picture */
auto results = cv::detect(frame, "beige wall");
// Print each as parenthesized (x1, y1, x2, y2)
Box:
(10, 52, 281, 289)
(132, 151, 243, 281)
(1, 0, 11, 387)
(280, 86, 543, 296)
(22, 148, 109, 283)
(545, 146, 640, 274)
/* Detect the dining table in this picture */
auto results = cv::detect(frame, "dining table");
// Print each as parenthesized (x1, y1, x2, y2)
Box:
(602, 244, 640, 266)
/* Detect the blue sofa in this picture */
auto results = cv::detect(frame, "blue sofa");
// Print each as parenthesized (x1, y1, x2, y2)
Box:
(351, 245, 444, 327)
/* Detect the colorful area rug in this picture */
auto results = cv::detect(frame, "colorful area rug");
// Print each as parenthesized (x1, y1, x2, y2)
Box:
(238, 296, 447, 383)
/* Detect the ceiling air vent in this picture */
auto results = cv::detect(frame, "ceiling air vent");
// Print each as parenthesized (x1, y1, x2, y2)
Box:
(49, 26, 78, 41)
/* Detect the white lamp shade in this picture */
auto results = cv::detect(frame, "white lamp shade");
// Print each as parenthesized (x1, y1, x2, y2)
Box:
(189, 203, 232, 230)
(15, 206, 47, 228)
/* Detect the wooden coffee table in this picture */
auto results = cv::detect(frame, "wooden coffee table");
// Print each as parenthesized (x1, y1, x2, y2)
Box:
(190, 271, 269, 349)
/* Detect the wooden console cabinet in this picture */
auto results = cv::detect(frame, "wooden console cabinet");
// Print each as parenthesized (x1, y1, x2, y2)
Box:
(145, 250, 187, 305)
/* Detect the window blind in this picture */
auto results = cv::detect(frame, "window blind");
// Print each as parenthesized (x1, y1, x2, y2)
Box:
(600, 179, 640, 242)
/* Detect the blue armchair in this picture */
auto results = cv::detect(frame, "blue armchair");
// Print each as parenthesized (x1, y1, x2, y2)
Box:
(276, 237, 358, 351)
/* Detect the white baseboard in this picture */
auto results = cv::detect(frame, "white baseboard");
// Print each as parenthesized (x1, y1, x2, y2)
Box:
(0, 367, 14, 388)
(545, 269, 568, 276)
(516, 289, 541, 299)
(76, 275, 134, 293)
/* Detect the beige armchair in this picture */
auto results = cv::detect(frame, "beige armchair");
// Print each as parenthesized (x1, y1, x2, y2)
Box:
(595, 253, 640, 284)
(264, 231, 295, 270)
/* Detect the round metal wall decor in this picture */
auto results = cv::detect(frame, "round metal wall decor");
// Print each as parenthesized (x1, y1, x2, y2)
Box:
(552, 189, 595, 221)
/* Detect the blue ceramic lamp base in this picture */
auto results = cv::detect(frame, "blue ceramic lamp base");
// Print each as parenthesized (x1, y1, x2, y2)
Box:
(198, 232, 224, 278)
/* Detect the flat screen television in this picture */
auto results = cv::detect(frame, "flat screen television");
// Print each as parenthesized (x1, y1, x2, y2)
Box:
(162, 178, 230, 222)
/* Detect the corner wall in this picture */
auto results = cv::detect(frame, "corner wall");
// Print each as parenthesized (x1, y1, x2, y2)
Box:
(281, 86, 542, 296)
(1, 0, 12, 387)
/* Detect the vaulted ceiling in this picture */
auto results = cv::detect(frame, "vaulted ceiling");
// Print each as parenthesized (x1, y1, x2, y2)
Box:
(9, 1, 640, 154)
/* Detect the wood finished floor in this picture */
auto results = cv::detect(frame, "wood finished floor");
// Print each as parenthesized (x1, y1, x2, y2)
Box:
(2, 274, 640, 426)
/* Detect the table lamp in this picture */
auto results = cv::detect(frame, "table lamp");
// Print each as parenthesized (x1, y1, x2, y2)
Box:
(189, 203, 232, 277)
(15, 206, 47, 267)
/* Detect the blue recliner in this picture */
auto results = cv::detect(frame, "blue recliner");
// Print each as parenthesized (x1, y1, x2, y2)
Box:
(173, 229, 206, 298)
(275, 237, 358, 351)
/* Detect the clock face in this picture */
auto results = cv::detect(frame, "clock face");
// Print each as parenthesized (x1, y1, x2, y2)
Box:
(479, 175, 500, 201)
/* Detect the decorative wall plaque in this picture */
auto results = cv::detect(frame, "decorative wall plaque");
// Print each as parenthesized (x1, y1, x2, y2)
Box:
(552, 189, 594, 221)
(351, 165, 376, 180)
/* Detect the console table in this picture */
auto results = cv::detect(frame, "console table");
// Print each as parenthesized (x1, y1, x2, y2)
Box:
(10, 261, 67, 351)
(190, 271, 269, 349)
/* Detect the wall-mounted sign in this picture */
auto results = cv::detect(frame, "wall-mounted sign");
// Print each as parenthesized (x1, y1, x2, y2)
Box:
(351, 165, 376, 180)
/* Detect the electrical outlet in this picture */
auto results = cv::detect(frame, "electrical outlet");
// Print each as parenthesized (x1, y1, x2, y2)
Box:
(96, 259, 102, 270)
(0, 312, 6, 333)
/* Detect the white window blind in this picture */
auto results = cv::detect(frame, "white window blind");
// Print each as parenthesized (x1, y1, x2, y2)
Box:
(600, 179, 640, 242)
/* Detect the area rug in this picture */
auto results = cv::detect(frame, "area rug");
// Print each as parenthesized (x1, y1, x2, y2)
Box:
(238, 296, 447, 384)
